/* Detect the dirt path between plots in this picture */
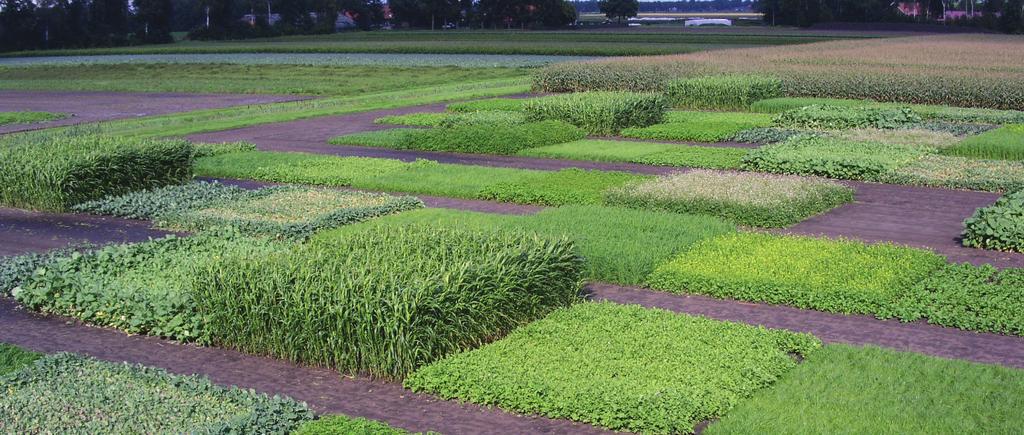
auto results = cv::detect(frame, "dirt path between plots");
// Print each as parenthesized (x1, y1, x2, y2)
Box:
(0, 299, 611, 435)
(0, 207, 175, 256)
(188, 106, 1024, 267)
(0, 90, 307, 134)
(588, 283, 1024, 369)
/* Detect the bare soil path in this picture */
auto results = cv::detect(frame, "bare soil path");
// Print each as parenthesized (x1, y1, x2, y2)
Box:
(0, 298, 611, 435)
(0, 207, 174, 256)
(0, 90, 306, 134)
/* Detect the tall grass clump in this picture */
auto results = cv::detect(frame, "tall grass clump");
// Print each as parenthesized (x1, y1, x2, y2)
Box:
(0, 130, 193, 211)
(532, 61, 692, 93)
(667, 75, 782, 110)
(191, 225, 585, 380)
(523, 91, 667, 135)
(942, 125, 1024, 160)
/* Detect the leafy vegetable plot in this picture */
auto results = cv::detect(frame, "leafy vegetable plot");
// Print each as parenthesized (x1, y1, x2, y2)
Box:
(885, 155, 1024, 192)
(293, 415, 409, 435)
(0, 352, 312, 434)
(706, 345, 1024, 435)
(774, 105, 922, 130)
(900, 264, 1024, 336)
(742, 135, 930, 181)
(621, 111, 773, 143)
(648, 232, 947, 315)
(604, 170, 854, 227)
(963, 189, 1024, 252)
(405, 302, 821, 434)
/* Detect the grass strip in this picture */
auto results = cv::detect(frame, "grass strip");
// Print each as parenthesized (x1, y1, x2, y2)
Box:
(0, 111, 66, 125)
(520, 139, 747, 169)
(0, 343, 41, 376)
(942, 125, 1024, 160)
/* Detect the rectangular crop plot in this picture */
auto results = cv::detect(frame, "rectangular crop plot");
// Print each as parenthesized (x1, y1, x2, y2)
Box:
(405, 302, 820, 434)
(647, 232, 947, 315)
(604, 170, 854, 227)
(0, 352, 310, 433)
(620, 111, 774, 143)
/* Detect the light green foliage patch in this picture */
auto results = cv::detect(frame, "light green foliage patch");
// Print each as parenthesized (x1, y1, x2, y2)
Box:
(330, 128, 422, 147)
(405, 302, 821, 434)
(520, 139, 747, 169)
(0, 130, 193, 211)
(884, 155, 1024, 192)
(332, 121, 585, 155)
(943, 125, 1024, 160)
(522, 91, 668, 135)
(13, 232, 285, 343)
(706, 345, 1024, 435)
(648, 232, 947, 316)
(668, 75, 782, 110)
(622, 111, 773, 143)
(774, 105, 922, 130)
(604, 170, 854, 227)
(193, 225, 583, 380)
(0, 352, 312, 434)
(0, 111, 66, 125)
(478, 168, 641, 206)
(375, 110, 526, 127)
(742, 135, 930, 181)
(446, 97, 529, 113)
(963, 190, 1024, 252)
(294, 415, 409, 435)
(898, 264, 1024, 335)
(322, 206, 734, 286)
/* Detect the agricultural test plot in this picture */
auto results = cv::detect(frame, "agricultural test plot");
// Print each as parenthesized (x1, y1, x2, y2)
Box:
(2, 32, 1024, 435)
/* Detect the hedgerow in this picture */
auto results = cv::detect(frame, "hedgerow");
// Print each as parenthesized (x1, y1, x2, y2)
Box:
(706, 345, 1024, 434)
(622, 111, 773, 143)
(157, 187, 423, 240)
(13, 232, 284, 343)
(895, 264, 1024, 336)
(774, 105, 922, 130)
(0, 344, 40, 376)
(321, 205, 735, 286)
(193, 225, 583, 380)
(667, 75, 782, 110)
(962, 190, 1024, 252)
(72, 181, 251, 220)
(0, 131, 193, 211)
(647, 232, 947, 316)
(742, 135, 930, 181)
(605, 170, 853, 227)
(523, 92, 667, 135)
(405, 302, 821, 434)
(331, 121, 585, 155)
(883, 155, 1024, 192)
(0, 352, 312, 433)
(294, 415, 408, 435)
(942, 125, 1024, 160)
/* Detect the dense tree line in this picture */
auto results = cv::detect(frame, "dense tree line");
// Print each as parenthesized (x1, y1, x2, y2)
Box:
(757, 0, 1024, 33)
(575, 0, 754, 14)
(0, 0, 173, 50)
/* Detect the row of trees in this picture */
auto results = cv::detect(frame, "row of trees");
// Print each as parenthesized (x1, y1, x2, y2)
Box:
(388, 0, 576, 29)
(758, 0, 1024, 33)
(0, 0, 172, 51)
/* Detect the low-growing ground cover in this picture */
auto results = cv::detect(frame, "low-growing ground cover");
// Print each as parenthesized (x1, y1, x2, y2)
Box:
(405, 302, 821, 434)
(963, 190, 1024, 252)
(604, 170, 853, 227)
(520, 139, 748, 169)
(834, 128, 961, 149)
(774, 105, 922, 130)
(320, 206, 735, 286)
(667, 75, 782, 111)
(752, 97, 1024, 124)
(884, 155, 1024, 192)
(743, 135, 931, 182)
(728, 127, 805, 145)
(943, 125, 1024, 160)
(72, 181, 251, 220)
(706, 345, 1024, 434)
(0, 351, 312, 433)
(194, 225, 583, 380)
(902, 264, 1024, 335)
(621, 111, 773, 143)
(195, 151, 646, 207)
(331, 120, 585, 155)
(522, 91, 667, 135)
(648, 232, 947, 316)
(446, 97, 528, 113)
(375, 110, 526, 127)
(0, 130, 193, 211)
(0, 343, 40, 376)
(293, 415, 409, 435)
(0, 64, 528, 96)
(0, 111, 66, 125)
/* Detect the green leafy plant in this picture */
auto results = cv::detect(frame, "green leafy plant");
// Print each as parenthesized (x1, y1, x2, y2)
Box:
(0, 245, 88, 297)
(0, 129, 193, 211)
(192, 225, 584, 380)
(963, 190, 1024, 252)
(522, 91, 668, 135)
(331, 121, 585, 155)
(667, 75, 782, 110)
(73, 181, 251, 220)
(894, 263, 1024, 335)
(774, 105, 922, 130)
(0, 352, 312, 433)
(294, 415, 409, 435)
(520, 139, 747, 169)
(478, 168, 641, 206)
(729, 127, 807, 144)
(647, 232, 947, 316)
(742, 135, 930, 181)
(883, 155, 1024, 192)
(405, 302, 821, 434)
(604, 170, 854, 227)
(622, 111, 773, 143)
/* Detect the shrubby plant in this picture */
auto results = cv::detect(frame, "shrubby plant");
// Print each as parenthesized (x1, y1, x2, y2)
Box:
(963, 190, 1024, 252)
